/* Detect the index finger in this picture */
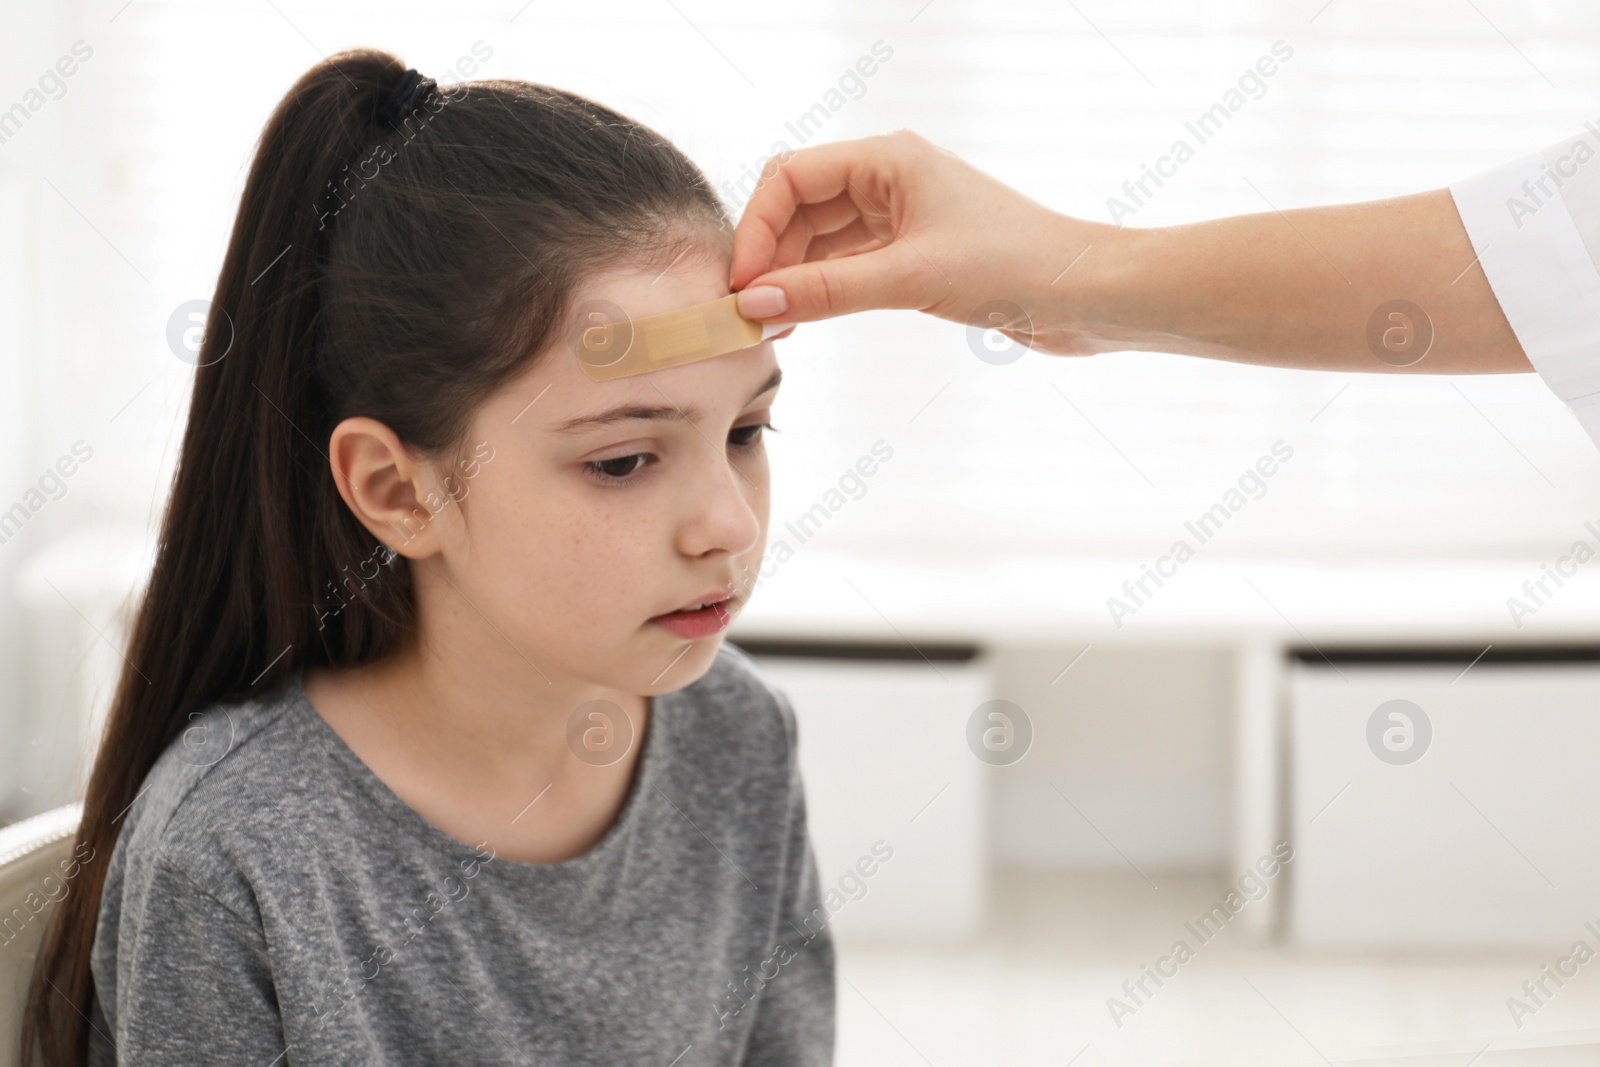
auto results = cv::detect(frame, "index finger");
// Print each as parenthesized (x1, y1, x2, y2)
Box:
(728, 138, 878, 291)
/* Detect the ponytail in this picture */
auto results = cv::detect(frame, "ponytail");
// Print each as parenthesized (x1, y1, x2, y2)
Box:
(22, 46, 725, 1066)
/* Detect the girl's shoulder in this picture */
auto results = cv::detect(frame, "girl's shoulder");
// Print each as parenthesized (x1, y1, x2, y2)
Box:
(105, 672, 317, 910)
(694, 638, 794, 717)
(666, 641, 802, 777)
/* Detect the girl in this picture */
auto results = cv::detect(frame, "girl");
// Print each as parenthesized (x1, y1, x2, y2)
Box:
(23, 48, 834, 1066)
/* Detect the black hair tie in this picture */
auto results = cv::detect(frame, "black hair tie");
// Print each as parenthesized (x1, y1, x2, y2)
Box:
(379, 68, 436, 130)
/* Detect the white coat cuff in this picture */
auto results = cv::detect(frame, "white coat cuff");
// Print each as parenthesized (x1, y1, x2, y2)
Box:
(1449, 129, 1600, 451)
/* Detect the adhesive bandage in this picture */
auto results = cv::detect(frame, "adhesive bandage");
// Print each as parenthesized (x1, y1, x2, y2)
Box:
(573, 294, 788, 382)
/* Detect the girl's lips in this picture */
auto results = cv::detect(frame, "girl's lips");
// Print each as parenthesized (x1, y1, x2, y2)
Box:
(663, 585, 737, 615)
(649, 598, 734, 639)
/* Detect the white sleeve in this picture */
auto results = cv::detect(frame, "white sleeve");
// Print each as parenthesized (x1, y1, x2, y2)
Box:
(1449, 127, 1600, 451)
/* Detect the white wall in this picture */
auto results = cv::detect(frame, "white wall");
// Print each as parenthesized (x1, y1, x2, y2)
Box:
(986, 644, 1234, 871)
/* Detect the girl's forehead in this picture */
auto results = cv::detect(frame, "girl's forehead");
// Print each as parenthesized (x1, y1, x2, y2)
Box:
(533, 337, 779, 427)
(493, 291, 778, 434)
(512, 256, 756, 408)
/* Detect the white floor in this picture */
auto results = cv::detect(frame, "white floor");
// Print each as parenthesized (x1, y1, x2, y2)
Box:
(831, 870, 1600, 1067)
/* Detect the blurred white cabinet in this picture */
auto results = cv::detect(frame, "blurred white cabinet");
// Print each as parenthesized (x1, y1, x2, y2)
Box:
(1290, 661, 1600, 947)
(744, 646, 991, 941)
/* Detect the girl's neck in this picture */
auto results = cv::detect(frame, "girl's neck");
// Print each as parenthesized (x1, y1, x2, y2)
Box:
(302, 645, 652, 865)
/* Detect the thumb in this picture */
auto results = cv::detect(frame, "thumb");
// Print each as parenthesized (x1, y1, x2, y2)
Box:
(736, 243, 928, 325)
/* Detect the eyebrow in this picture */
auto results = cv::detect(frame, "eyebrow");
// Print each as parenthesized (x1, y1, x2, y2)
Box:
(550, 367, 783, 436)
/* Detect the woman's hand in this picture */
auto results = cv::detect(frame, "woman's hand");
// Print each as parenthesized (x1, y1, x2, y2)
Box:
(729, 130, 1531, 375)
(728, 130, 1119, 356)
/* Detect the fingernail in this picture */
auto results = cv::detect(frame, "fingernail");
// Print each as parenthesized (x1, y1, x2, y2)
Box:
(737, 285, 788, 319)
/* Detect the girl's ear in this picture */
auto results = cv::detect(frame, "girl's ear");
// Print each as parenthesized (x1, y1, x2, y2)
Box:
(326, 416, 446, 558)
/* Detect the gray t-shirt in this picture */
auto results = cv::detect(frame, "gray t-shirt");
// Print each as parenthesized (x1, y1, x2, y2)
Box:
(87, 642, 834, 1065)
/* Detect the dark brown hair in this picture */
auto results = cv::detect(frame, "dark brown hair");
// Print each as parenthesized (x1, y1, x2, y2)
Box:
(22, 46, 727, 1066)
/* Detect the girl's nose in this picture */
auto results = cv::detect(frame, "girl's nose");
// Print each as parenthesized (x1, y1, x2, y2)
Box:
(676, 452, 762, 560)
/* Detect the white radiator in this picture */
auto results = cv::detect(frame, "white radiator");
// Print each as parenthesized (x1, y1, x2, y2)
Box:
(742, 643, 992, 941)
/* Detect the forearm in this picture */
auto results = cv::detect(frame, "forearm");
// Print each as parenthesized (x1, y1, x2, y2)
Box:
(1065, 189, 1533, 373)
(734, 133, 1536, 374)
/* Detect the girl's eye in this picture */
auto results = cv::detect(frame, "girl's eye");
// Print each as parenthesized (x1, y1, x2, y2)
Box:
(581, 423, 776, 487)
(730, 422, 776, 450)
(583, 453, 653, 485)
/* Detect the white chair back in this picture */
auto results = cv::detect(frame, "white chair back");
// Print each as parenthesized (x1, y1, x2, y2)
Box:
(0, 805, 85, 1067)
